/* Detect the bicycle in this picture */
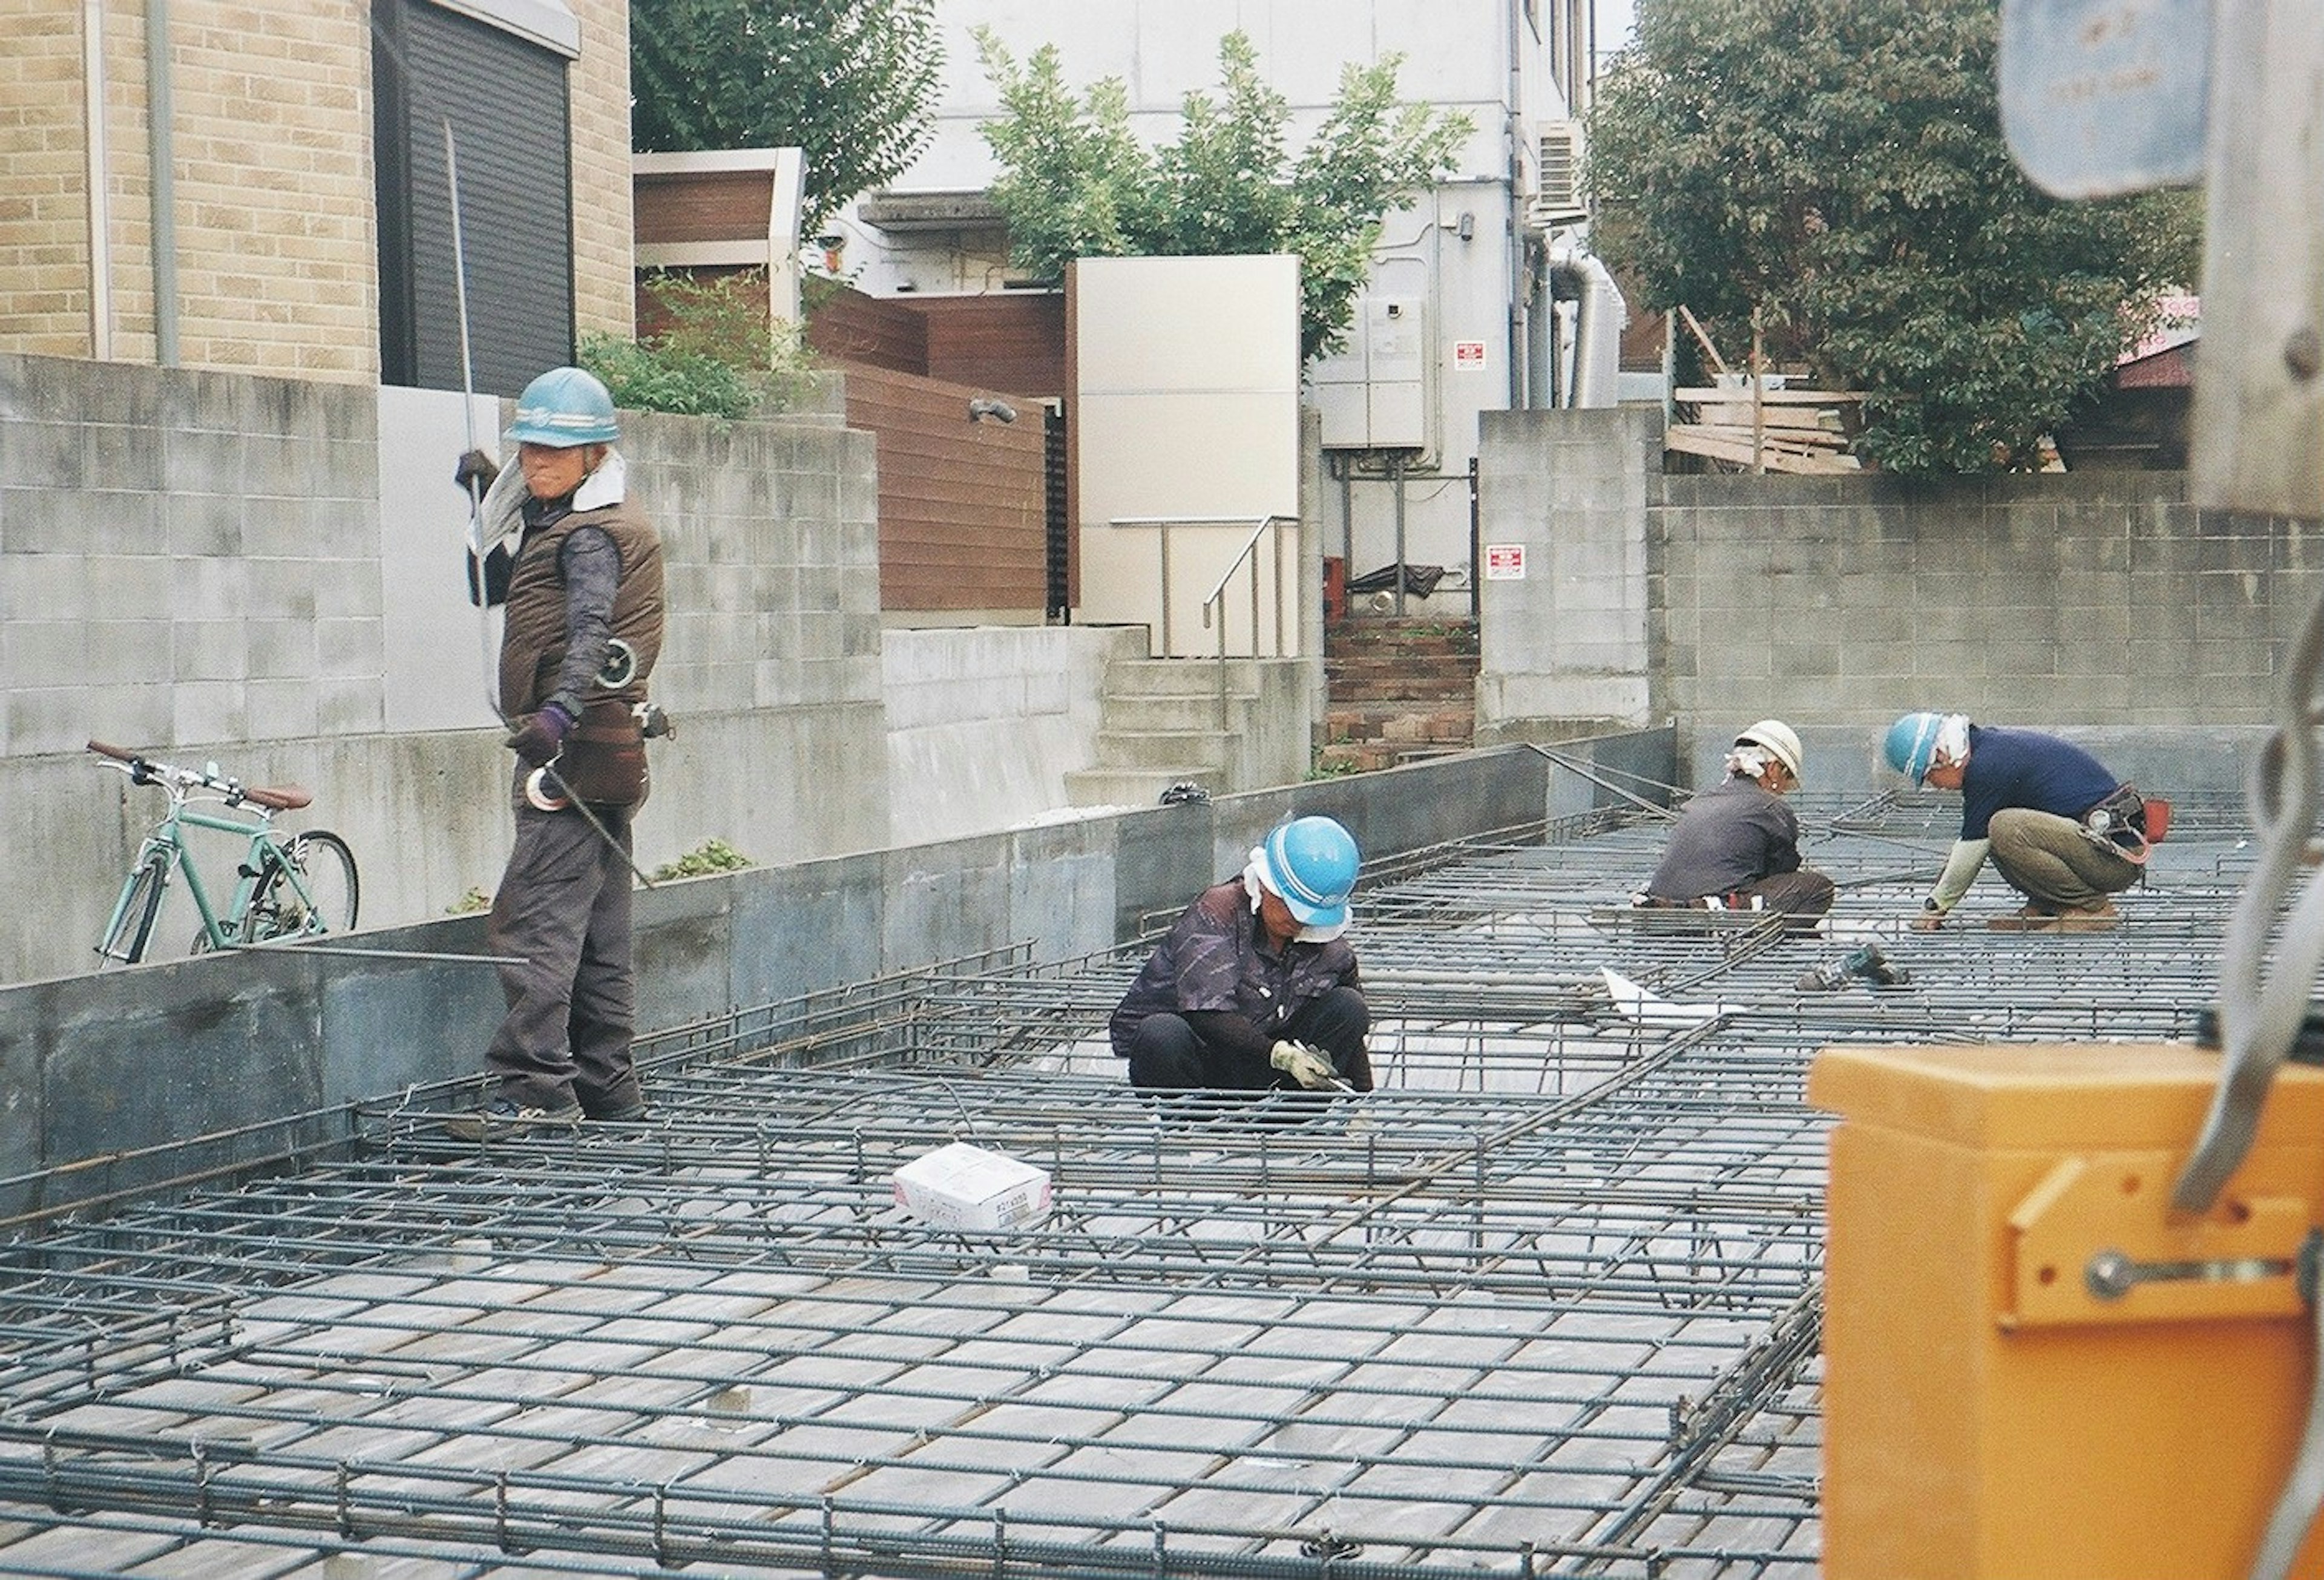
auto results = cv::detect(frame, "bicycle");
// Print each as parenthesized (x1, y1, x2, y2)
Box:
(89, 740, 361, 965)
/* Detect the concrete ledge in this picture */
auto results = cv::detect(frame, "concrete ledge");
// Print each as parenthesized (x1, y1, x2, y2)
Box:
(0, 734, 1673, 1218)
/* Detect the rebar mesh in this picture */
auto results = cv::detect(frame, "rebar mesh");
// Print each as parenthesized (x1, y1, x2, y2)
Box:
(0, 796, 2253, 1577)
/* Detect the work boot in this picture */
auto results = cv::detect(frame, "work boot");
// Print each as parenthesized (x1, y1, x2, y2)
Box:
(1988, 903, 2061, 932)
(2047, 900, 2121, 933)
(444, 1098, 584, 1140)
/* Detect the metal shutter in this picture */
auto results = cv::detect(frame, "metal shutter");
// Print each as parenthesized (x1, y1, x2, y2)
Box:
(375, 0, 575, 396)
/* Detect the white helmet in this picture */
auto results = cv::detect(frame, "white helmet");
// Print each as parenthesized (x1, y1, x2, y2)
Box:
(1735, 719, 1804, 782)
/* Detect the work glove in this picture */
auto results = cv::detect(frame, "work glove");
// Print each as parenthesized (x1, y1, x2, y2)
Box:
(454, 448, 500, 494)
(1269, 1039, 1340, 1091)
(505, 702, 574, 765)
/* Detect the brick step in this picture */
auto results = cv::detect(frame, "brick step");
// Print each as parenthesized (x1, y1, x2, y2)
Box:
(1327, 680, 1478, 707)
(1325, 656, 1477, 687)
(1324, 705, 1475, 747)
(1324, 618, 1479, 655)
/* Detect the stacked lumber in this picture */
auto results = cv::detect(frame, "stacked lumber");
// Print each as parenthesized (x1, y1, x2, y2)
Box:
(1667, 385, 1865, 475)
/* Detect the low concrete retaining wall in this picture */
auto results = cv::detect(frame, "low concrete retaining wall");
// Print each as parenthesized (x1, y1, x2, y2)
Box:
(0, 733, 1670, 1219)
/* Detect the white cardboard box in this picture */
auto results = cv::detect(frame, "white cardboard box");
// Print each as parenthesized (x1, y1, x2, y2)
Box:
(891, 1142, 1052, 1232)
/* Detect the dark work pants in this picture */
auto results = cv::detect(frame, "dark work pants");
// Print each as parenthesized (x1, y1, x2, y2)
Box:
(1125, 986, 1374, 1092)
(485, 797, 643, 1116)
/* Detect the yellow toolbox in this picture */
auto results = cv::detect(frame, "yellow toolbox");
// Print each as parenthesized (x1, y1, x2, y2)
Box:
(1809, 1043, 2324, 1580)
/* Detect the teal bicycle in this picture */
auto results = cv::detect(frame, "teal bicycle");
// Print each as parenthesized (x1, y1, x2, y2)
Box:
(90, 740, 360, 965)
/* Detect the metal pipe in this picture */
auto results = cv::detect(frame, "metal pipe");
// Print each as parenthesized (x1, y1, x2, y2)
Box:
(144, 0, 177, 365)
(1545, 238, 1627, 408)
(82, 0, 113, 359)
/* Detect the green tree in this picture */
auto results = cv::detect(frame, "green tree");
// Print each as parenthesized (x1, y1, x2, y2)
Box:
(631, 0, 943, 231)
(975, 30, 1471, 363)
(1588, 0, 2201, 474)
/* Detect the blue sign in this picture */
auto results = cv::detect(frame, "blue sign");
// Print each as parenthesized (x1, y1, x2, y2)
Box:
(2000, 0, 2209, 198)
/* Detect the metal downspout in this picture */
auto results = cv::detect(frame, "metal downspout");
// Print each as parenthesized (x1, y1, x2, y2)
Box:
(146, 0, 178, 365)
(1505, 0, 1526, 411)
(83, 0, 113, 359)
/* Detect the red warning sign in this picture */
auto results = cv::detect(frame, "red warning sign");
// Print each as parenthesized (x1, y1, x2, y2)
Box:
(1453, 339, 1489, 370)
(1484, 543, 1526, 580)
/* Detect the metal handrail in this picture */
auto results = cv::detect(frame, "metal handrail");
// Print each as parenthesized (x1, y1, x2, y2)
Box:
(1108, 513, 1299, 729)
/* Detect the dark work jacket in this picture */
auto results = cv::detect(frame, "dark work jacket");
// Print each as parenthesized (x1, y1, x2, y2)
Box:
(1109, 881, 1361, 1059)
(1646, 775, 1804, 901)
(498, 497, 665, 718)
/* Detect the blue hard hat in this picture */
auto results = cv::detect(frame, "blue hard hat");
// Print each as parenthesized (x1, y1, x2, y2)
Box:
(1258, 816, 1360, 928)
(506, 366, 620, 447)
(1884, 712, 1947, 785)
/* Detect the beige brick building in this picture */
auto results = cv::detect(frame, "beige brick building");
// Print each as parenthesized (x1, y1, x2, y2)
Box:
(0, 0, 633, 384)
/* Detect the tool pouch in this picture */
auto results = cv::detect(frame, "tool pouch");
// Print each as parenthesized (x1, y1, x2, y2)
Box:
(2083, 783, 2152, 862)
(557, 698, 649, 807)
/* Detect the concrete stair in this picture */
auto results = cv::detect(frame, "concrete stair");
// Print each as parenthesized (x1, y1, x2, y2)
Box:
(1065, 658, 1267, 807)
(1321, 616, 1480, 772)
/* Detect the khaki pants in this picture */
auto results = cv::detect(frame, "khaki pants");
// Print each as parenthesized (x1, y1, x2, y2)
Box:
(1988, 808, 2138, 910)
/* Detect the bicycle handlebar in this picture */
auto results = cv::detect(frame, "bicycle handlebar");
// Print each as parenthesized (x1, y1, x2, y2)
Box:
(87, 740, 313, 811)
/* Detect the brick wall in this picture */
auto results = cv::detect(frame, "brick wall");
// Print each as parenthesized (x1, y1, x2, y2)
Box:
(0, 0, 632, 376)
(568, 0, 633, 342)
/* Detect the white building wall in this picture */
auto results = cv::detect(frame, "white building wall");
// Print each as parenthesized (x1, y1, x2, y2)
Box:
(830, 0, 1582, 602)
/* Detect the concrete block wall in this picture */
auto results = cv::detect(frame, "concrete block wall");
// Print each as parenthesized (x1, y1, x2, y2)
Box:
(0, 734, 1668, 1218)
(0, 353, 890, 985)
(1474, 406, 1660, 732)
(1653, 471, 2318, 796)
(1475, 405, 2320, 798)
(0, 0, 632, 375)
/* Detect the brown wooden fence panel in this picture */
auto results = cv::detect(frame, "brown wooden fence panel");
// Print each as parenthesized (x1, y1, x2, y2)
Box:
(840, 362, 1047, 615)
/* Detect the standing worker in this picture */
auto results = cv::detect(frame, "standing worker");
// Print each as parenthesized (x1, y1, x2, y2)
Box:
(1637, 720, 1834, 928)
(451, 367, 666, 1132)
(1886, 711, 2150, 933)
(1111, 815, 1375, 1095)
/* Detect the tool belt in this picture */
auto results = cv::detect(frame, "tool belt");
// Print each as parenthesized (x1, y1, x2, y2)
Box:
(555, 697, 650, 807)
(2081, 783, 2166, 864)
(1633, 892, 1765, 911)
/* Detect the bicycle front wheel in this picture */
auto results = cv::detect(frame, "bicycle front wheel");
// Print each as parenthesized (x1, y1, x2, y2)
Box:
(240, 830, 360, 944)
(99, 853, 170, 966)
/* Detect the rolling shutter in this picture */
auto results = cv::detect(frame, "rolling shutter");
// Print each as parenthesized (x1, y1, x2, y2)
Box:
(375, 0, 576, 395)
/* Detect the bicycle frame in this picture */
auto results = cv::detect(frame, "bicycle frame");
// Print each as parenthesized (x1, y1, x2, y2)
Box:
(114, 796, 312, 951)
(92, 744, 342, 959)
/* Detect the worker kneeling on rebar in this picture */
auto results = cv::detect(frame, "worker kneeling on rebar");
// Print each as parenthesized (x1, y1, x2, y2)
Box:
(1636, 720, 1834, 930)
(1110, 816, 1374, 1094)
(1888, 710, 2149, 933)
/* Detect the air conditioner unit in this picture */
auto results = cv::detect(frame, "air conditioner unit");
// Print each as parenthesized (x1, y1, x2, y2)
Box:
(1530, 120, 1589, 229)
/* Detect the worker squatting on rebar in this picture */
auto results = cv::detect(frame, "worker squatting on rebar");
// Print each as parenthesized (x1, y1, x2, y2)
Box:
(1888, 711, 2155, 935)
(447, 367, 668, 1136)
(1109, 815, 1374, 1096)
(1634, 719, 1836, 931)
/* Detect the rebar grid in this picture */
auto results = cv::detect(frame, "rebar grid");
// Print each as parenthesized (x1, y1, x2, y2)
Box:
(0, 807, 2254, 1578)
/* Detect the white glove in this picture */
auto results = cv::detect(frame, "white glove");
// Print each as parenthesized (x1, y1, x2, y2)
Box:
(1269, 1040, 1339, 1090)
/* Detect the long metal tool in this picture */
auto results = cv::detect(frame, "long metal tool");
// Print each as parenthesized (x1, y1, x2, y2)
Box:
(442, 118, 653, 892)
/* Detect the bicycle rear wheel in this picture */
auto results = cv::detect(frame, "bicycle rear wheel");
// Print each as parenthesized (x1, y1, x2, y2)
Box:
(98, 853, 170, 966)
(240, 830, 359, 944)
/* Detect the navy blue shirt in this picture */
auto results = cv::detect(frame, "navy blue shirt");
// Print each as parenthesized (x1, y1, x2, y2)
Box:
(1958, 726, 2119, 841)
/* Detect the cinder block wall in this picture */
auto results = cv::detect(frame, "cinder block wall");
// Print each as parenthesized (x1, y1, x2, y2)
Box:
(0, 352, 890, 985)
(0, 0, 632, 374)
(1477, 405, 2317, 797)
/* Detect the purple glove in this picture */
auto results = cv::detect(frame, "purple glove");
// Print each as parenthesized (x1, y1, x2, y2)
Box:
(505, 702, 574, 764)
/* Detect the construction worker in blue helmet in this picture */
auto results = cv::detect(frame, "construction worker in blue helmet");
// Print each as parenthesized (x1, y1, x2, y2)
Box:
(1109, 815, 1374, 1096)
(447, 366, 669, 1136)
(1636, 719, 1834, 929)
(1886, 711, 2153, 933)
